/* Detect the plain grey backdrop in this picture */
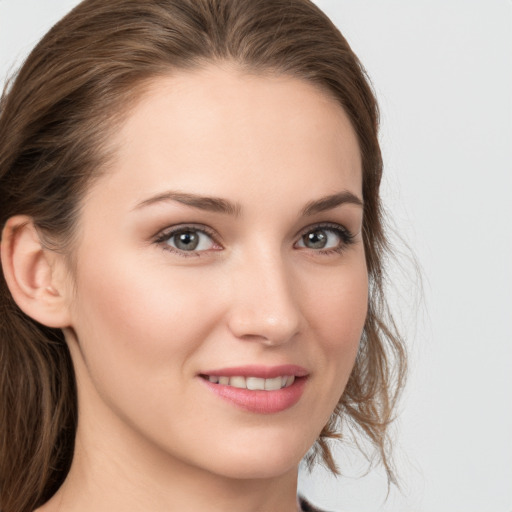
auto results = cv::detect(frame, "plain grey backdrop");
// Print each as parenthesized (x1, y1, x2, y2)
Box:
(1, 1, 511, 511)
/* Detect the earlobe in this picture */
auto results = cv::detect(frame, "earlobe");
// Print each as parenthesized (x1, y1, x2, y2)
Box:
(1, 215, 72, 328)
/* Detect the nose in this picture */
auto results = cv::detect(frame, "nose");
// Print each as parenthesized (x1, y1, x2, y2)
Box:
(226, 252, 302, 346)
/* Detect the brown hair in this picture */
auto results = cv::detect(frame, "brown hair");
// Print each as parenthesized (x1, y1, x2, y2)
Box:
(0, 1, 406, 510)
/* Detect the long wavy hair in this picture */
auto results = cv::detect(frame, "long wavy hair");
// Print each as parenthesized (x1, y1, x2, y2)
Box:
(0, 1, 406, 511)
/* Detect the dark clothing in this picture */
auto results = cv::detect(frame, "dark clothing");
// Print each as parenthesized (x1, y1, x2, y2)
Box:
(298, 495, 331, 512)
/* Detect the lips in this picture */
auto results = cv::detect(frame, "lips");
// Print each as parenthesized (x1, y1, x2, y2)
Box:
(199, 365, 308, 414)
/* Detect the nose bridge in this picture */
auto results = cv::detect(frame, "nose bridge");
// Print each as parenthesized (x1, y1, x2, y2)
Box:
(227, 246, 301, 344)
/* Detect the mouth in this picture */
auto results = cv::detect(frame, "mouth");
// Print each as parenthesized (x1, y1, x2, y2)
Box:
(198, 365, 308, 414)
(200, 374, 296, 390)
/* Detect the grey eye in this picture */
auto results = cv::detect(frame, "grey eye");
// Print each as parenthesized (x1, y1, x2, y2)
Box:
(296, 227, 344, 250)
(302, 230, 329, 249)
(173, 231, 199, 250)
(166, 229, 214, 252)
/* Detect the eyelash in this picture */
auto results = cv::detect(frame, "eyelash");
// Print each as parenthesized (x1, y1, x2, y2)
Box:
(153, 224, 220, 258)
(153, 222, 356, 258)
(296, 222, 356, 255)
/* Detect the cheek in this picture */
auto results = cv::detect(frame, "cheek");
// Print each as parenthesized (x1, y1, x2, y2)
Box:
(301, 256, 368, 403)
(69, 251, 223, 378)
(67, 251, 231, 447)
(307, 259, 368, 350)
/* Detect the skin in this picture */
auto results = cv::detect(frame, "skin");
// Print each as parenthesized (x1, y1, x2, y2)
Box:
(34, 65, 368, 512)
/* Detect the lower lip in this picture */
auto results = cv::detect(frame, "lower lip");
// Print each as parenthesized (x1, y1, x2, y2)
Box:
(200, 377, 307, 414)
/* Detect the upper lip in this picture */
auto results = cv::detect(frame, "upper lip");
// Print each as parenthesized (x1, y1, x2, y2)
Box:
(199, 365, 309, 379)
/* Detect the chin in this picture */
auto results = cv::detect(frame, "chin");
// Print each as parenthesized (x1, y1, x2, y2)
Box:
(197, 432, 312, 480)
(211, 456, 300, 481)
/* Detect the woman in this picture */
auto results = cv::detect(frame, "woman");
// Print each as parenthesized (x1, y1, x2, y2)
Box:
(0, 1, 406, 511)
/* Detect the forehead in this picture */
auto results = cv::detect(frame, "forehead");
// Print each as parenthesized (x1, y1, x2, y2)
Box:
(91, 65, 362, 211)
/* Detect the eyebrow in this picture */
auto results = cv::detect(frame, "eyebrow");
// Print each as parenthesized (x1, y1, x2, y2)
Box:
(134, 191, 242, 216)
(301, 190, 364, 216)
(134, 189, 363, 216)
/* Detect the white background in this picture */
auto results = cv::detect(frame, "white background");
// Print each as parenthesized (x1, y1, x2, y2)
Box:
(1, 1, 511, 511)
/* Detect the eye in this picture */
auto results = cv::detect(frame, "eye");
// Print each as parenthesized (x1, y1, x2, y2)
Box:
(295, 224, 354, 253)
(155, 225, 220, 255)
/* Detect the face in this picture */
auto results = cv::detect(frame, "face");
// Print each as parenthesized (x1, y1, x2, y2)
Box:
(63, 65, 368, 481)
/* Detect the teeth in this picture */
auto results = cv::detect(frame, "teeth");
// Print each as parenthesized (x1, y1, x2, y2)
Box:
(264, 376, 282, 391)
(229, 376, 246, 389)
(206, 375, 296, 390)
(246, 377, 265, 390)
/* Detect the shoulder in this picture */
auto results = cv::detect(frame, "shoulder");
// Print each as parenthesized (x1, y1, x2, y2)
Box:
(298, 495, 334, 512)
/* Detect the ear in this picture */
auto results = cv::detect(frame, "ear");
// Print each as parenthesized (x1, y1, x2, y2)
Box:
(1, 215, 72, 328)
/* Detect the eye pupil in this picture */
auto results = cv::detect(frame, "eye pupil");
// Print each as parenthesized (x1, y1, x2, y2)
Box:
(174, 231, 199, 250)
(304, 230, 327, 249)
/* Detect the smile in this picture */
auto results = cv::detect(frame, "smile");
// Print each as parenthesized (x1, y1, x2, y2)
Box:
(203, 375, 295, 390)
(199, 365, 308, 414)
